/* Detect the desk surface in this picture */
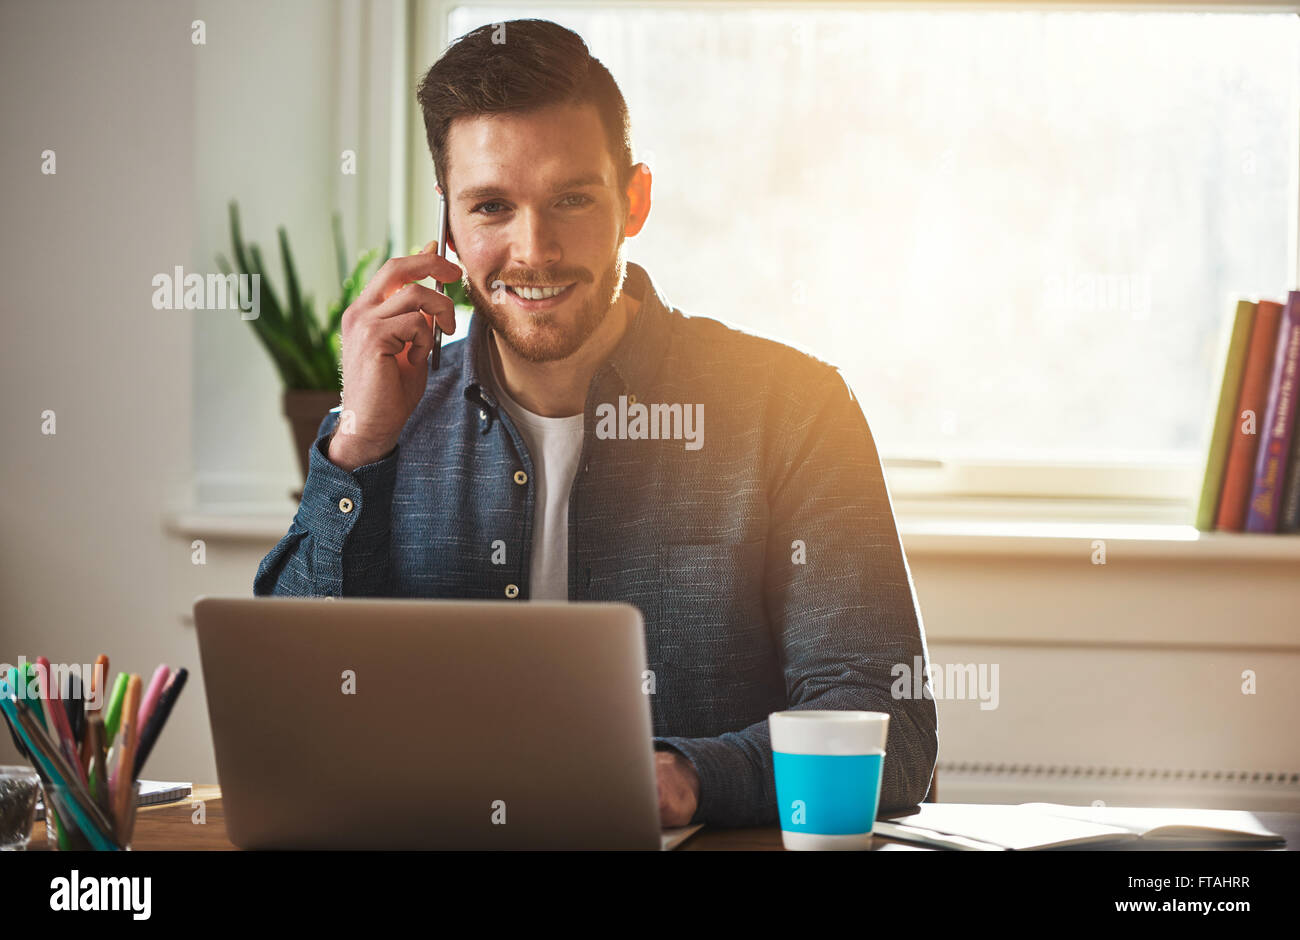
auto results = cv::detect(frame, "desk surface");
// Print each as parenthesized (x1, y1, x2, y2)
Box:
(28, 787, 1300, 851)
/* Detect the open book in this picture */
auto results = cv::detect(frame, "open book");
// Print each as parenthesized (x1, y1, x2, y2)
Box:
(875, 802, 1284, 850)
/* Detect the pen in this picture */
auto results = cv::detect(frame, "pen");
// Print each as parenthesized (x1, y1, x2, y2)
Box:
(133, 667, 186, 778)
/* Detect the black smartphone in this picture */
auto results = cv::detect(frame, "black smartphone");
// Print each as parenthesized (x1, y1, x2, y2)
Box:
(429, 191, 450, 372)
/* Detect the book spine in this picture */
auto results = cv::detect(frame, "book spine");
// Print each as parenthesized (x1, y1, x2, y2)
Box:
(1195, 300, 1257, 530)
(1245, 291, 1300, 532)
(1278, 412, 1300, 532)
(1216, 300, 1284, 530)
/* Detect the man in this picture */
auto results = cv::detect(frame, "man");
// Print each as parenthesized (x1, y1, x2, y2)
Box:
(255, 18, 938, 829)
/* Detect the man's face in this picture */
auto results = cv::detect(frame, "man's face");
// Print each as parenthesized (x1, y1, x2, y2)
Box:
(444, 102, 631, 363)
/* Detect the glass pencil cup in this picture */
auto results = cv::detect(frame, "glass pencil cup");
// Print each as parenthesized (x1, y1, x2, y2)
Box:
(0, 766, 41, 850)
(44, 779, 139, 851)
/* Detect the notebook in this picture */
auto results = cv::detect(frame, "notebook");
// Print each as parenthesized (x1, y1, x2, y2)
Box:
(35, 780, 191, 821)
(875, 802, 1284, 850)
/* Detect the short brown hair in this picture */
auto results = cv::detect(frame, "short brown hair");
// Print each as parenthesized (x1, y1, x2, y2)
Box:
(417, 19, 635, 200)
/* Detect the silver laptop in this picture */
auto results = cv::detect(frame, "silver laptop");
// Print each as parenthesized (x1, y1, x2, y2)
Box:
(193, 596, 692, 850)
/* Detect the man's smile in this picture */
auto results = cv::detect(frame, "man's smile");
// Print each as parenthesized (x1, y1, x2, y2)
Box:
(501, 281, 578, 308)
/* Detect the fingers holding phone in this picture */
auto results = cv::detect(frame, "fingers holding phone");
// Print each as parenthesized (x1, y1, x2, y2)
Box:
(329, 244, 461, 472)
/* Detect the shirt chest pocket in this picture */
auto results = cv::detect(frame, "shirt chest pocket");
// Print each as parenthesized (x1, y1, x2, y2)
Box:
(658, 539, 771, 669)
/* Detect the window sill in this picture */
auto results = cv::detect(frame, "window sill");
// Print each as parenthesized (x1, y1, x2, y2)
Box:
(162, 500, 1300, 562)
(164, 500, 300, 543)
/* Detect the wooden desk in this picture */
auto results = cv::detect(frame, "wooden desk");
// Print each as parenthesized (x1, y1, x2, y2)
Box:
(28, 787, 1300, 850)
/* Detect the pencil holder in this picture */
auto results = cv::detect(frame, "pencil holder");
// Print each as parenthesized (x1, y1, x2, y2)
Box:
(44, 779, 138, 851)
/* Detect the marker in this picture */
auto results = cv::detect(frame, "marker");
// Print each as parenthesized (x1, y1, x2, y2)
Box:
(103, 672, 129, 745)
(111, 675, 143, 844)
(85, 713, 112, 818)
(20, 663, 46, 729)
(133, 667, 187, 778)
(65, 671, 85, 748)
(137, 664, 170, 731)
(34, 657, 55, 737)
(91, 654, 109, 714)
(36, 656, 84, 783)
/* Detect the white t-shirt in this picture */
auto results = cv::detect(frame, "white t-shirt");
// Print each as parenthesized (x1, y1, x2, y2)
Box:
(486, 332, 585, 601)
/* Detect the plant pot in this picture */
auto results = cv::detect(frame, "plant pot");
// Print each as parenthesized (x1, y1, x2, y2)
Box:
(283, 389, 341, 499)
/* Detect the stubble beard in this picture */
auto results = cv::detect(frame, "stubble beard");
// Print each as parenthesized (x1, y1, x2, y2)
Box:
(464, 238, 627, 364)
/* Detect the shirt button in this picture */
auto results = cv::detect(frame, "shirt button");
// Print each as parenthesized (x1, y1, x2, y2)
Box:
(504, 584, 519, 598)
(513, 470, 528, 485)
(479, 409, 488, 420)
(628, 393, 638, 405)
(338, 497, 354, 513)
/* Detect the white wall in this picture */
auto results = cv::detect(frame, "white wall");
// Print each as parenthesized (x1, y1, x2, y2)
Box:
(0, 0, 395, 782)
(0, 0, 196, 771)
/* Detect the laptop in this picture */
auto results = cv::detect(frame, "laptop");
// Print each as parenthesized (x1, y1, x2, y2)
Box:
(193, 596, 699, 850)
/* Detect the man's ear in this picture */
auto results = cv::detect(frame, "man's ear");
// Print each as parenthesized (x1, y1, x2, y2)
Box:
(435, 183, 458, 255)
(623, 164, 652, 238)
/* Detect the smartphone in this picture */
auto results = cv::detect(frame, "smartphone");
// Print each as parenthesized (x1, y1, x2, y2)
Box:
(429, 191, 451, 371)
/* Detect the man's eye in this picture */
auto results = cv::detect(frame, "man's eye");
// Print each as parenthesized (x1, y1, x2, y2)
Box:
(472, 201, 507, 214)
(561, 194, 593, 207)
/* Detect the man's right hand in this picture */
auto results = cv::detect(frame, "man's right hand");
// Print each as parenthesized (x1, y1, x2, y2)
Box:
(328, 244, 462, 471)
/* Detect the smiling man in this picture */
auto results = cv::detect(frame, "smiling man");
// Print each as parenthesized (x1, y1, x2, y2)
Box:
(255, 18, 939, 829)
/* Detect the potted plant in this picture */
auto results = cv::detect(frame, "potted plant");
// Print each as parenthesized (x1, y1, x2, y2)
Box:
(217, 201, 470, 496)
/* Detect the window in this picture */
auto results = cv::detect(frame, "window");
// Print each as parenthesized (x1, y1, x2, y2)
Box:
(411, 3, 1300, 506)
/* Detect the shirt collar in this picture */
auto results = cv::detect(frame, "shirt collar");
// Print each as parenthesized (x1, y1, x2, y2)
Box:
(461, 260, 673, 409)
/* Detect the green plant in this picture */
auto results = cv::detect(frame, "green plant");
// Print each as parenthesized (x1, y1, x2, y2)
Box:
(217, 201, 473, 391)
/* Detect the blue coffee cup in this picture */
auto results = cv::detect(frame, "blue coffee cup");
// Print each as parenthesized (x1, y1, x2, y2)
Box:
(769, 711, 889, 850)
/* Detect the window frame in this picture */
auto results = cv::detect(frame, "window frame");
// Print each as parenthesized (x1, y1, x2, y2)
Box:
(398, 0, 1300, 513)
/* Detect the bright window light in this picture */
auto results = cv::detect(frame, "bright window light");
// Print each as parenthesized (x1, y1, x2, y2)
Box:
(445, 6, 1299, 467)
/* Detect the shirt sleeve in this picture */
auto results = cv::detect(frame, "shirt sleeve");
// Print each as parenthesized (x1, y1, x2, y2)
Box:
(252, 412, 400, 597)
(653, 366, 939, 828)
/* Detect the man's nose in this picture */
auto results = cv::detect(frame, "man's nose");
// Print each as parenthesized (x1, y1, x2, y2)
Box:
(510, 208, 561, 269)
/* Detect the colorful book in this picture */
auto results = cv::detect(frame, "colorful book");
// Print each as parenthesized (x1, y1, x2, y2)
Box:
(1246, 291, 1300, 532)
(1278, 407, 1300, 532)
(1216, 299, 1284, 530)
(1195, 300, 1257, 530)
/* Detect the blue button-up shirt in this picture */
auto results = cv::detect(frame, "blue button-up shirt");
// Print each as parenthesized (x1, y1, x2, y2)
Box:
(254, 261, 939, 827)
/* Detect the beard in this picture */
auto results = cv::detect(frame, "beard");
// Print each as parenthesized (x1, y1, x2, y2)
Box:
(463, 237, 627, 364)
